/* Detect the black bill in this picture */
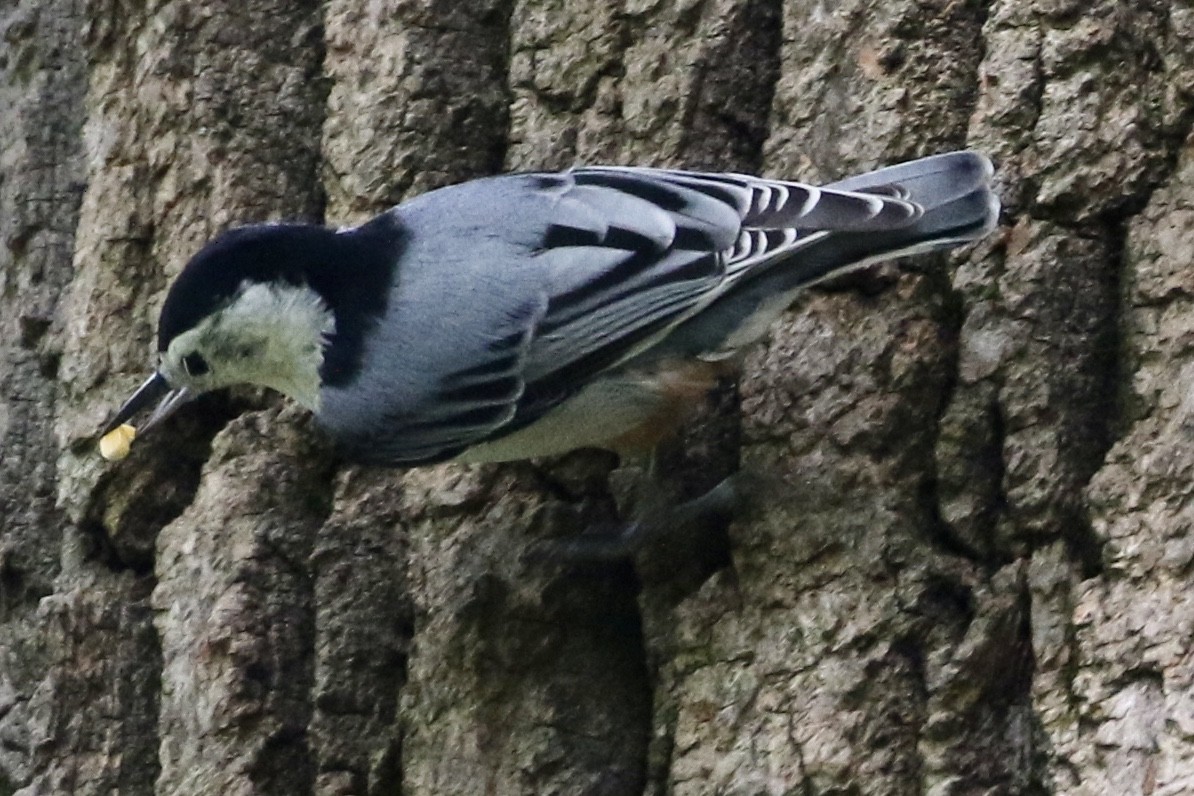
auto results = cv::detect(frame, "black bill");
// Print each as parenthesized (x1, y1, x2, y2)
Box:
(101, 372, 194, 436)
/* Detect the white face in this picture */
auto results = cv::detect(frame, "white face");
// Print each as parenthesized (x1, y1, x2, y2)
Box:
(159, 281, 335, 410)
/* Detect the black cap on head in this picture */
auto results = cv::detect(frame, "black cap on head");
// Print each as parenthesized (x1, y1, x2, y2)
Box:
(155, 216, 405, 388)
(157, 224, 340, 352)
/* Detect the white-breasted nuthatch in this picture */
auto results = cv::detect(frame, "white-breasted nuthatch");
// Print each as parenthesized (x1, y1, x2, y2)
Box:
(100, 152, 999, 465)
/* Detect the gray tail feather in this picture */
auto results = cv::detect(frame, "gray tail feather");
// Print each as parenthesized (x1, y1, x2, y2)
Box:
(824, 150, 999, 252)
(655, 151, 1000, 359)
(772, 151, 1000, 288)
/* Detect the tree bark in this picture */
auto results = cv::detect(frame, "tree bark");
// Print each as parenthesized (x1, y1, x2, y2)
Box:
(2, 0, 1191, 794)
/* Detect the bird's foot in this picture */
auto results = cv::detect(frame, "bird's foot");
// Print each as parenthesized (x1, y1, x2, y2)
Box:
(530, 471, 758, 567)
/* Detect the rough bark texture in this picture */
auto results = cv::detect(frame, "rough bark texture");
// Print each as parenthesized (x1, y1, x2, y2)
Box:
(2, 0, 1192, 794)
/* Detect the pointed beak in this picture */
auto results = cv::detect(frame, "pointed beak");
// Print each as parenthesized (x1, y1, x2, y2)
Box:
(101, 372, 195, 436)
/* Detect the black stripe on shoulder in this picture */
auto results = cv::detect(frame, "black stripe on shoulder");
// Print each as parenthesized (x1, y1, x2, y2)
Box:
(538, 248, 652, 333)
(572, 171, 689, 211)
(658, 175, 749, 210)
(317, 213, 407, 388)
(672, 225, 721, 251)
(543, 223, 604, 249)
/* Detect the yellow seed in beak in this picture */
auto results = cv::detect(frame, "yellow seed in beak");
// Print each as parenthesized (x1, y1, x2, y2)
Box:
(99, 424, 137, 461)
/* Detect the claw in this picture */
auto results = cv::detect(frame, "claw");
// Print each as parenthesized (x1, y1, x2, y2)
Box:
(531, 471, 757, 568)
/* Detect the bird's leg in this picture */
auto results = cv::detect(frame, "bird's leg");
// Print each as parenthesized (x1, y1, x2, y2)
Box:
(534, 435, 749, 569)
(529, 374, 745, 572)
(621, 470, 742, 553)
(534, 469, 746, 565)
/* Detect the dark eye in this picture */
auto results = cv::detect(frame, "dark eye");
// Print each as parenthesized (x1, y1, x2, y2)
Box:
(181, 352, 210, 377)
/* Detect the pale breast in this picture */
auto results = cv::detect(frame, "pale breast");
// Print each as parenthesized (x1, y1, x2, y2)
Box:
(456, 358, 732, 462)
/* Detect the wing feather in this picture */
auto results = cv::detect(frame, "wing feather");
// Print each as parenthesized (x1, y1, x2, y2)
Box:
(331, 163, 937, 464)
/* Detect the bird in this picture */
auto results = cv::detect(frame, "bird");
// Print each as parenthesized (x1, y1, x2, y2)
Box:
(100, 151, 999, 468)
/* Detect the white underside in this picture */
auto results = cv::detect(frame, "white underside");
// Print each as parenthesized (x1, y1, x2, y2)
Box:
(453, 375, 662, 462)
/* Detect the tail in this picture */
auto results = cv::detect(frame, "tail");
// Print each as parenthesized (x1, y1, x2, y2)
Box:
(821, 150, 999, 258)
(752, 150, 999, 288)
(657, 151, 1000, 358)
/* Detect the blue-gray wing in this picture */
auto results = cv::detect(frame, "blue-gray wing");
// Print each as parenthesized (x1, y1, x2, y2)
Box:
(323, 165, 926, 465)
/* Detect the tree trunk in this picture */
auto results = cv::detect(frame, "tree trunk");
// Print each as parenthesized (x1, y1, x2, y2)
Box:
(2, 0, 1191, 793)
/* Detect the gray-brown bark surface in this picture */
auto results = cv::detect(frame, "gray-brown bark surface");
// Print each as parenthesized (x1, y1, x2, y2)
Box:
(2, 0, 1192, 794)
